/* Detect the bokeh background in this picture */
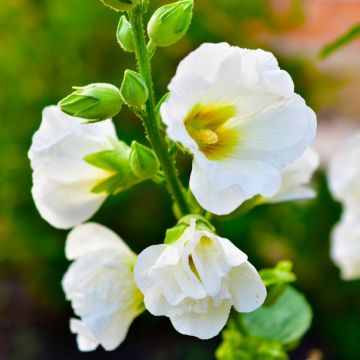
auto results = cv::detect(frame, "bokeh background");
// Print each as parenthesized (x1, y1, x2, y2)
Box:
(1, 0, 360, 359)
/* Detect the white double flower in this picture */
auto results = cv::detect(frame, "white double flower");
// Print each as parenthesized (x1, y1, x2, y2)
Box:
(28, 106, 121, 229)
(161, 42, 316, 215)
(328, 132, 360, 280)
(62, 222, 143, 351)
(134, 218, 266, 339)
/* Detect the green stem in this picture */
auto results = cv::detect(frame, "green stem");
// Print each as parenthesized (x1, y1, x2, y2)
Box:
(129, 5, 191, 216)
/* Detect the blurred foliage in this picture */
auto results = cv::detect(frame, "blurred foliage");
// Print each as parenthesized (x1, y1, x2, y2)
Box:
(320, 23, 360, 59)
(0, 0, 359, 359)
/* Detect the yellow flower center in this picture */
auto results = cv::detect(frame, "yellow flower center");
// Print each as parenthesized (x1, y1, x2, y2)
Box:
(184, 103, 238, 160)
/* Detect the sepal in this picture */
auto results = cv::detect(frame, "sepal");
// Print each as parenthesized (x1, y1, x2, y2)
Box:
(84, 143, 141, 195)
(164, 214, 215, 244)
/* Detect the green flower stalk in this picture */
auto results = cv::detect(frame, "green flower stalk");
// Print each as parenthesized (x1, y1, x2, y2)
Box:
(147, 0, 194, 47)
(59, 83, 123, 122)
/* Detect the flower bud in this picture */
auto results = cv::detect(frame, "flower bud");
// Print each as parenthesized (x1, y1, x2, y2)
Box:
(117, 16, 135, 52)
(129, 141, 159, 179)
(99, 0, 139, 12)
(120, 70, 148, 109)
(59, 83, 123, 122)
(147, 0, 193, 47)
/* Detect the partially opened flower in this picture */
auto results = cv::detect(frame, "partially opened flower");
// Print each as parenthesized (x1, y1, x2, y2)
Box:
(330, 212, 360, 281)
(134, 217, 266, 339)
(328, 132, 360, 211)
(28, 106, 119, 229)
(268, 147, 319, 203)
(161, 43, 316, 215)
(63, 223, 143, 351)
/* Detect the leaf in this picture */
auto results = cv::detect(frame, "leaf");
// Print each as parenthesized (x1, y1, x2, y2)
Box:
(319, 23, 360, 59)
(242, 286, 312, 346)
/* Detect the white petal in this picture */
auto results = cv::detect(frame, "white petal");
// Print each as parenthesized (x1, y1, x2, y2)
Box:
(174, 42, 232, 82)
(229, 262, 267, 312)
(237, 95, 316, 167)
(134, 244, 167, 293)
(217, 237, 248, 267)
(170, 298, 232, 340)
(70, 318, 99, 352)
(331, 219, 360, 281)
(65, 222, 134, 260)
(269, 147, 319, 203)
(63, 250, 142, 351)
(328, 132, 360, 202)
(31, 172, 106, 229)
(190, 158, 281, 215)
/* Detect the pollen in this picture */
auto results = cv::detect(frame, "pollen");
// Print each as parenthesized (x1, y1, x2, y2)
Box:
(184, 103, 239, 160)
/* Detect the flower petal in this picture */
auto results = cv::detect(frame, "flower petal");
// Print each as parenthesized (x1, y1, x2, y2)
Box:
(31, 172, 106, 229)
(190, 158, 281, 215)
(65, 222, 134, 260)
(70, 318, 99, 352)
(174, 42, 232, 82)
(229, 262, 267, 312)
(170, 298, 232, 339)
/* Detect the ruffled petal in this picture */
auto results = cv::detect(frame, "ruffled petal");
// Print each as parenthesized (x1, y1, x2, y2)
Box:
(70, 319, 99, 352)
(229, 262, 267, 312)
(31, 172, 106, 229)
(65, 222, 134, 260)
(170, 298, 232, 340)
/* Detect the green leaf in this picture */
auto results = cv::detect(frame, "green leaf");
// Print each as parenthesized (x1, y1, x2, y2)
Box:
(319, 23, 360, 59)
(242, 286, 312, 346)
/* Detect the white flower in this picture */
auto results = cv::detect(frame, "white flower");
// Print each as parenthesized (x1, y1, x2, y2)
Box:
(134, 218, 266, 340)
(268, 147, 319, 203)
(62, 222, 143, 351)
(28, 105, 118, 229)
(328, 132, 360, 211)
(331, 212, 360, 281)
(161, 43, 316, 215)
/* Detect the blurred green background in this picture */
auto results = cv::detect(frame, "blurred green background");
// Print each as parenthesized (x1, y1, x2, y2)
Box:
(1, 0, 359, 359)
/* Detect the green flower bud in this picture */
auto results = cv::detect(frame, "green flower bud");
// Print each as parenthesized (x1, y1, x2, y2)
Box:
(120, 70, 148, 109)
(99, 0, 139, 12)
(129, 141, 159, 179)
(147, 0, 193, 47)
(117, 15, 135, 52)
(59, 83, 123, 122)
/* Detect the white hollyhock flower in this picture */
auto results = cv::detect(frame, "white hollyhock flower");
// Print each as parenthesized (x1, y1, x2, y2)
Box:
(328, 132, 360, 211)
(28, 105, 118, 229)
(62, 223, 143, 351)
(268, 147, 319, 203)
(161, 43, 316, 215)
(331, 212, 360, 280)
(134, 218, 266, 339)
